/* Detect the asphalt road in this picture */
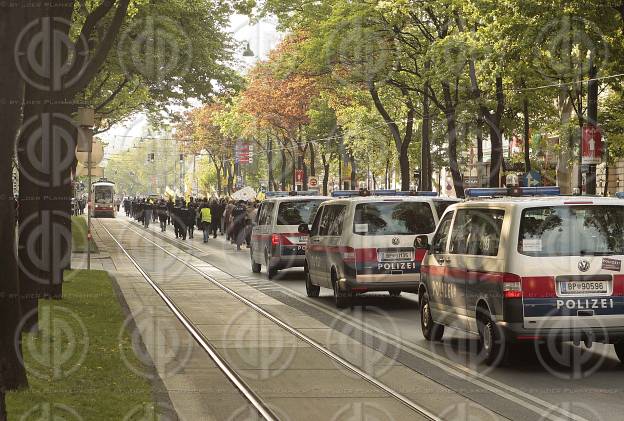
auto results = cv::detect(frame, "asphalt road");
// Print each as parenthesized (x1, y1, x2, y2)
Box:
(125, 215, 624, 421)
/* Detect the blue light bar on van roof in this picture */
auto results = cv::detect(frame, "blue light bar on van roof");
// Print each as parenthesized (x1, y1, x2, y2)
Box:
(265, 190, 321, 198)
(616, 192, 624, 199)
(465, 186, 561, 198)
(331, 189, 439, 198)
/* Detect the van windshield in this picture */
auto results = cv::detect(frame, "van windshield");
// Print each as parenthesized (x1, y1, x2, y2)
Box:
(518, 206, 624, 256)
(277, 200, 324, 225)
(353, 201, 435, 235)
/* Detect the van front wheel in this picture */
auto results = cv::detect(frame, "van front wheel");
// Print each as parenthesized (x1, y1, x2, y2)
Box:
(305, 264, 320, 298)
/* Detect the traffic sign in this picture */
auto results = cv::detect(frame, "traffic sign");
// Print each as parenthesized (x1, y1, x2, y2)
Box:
(521, 170, 541, 187)
(582, 124, 602, 165)
(308, 176, 319, 188)
(295, 169, 304, 185)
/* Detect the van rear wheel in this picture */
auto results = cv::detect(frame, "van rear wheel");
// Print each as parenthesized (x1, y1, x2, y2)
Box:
(615, 341, 624, 365)
(333, 280, 350, 309)
(305, 263, 320, 297)
(250, 249, 261, 273)
(477, 309, 507, 366)
(420, 292, 444, 341)
(265, 250, 277, 279)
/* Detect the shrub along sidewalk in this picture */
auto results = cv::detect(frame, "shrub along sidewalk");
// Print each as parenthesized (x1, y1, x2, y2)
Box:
(71, 216, 99, 253)
(7, 270, 155, 420)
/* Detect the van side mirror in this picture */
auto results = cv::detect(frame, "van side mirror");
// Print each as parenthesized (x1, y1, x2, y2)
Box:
(414, 235, 429, 249)
(298, 223, 310, 234)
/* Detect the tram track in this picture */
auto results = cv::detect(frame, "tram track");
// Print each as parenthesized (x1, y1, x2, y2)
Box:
(100, 220, 442, 421)
(120, 216, 594, 421)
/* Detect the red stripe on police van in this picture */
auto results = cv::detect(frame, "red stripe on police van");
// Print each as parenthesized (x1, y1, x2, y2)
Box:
(614, 275, 624, 296)
(521, 276, 556, 298)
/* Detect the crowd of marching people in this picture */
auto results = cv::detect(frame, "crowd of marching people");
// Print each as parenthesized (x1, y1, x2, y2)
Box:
(123, 196, 258, 250)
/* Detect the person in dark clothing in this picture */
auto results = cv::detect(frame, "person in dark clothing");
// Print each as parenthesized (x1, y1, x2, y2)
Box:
(167, 198, 174, 226)
(158, 200, 168, 232)
(143, 200, 152, 228)
(172, 200, 183, 238)
(209, 198, 220, 238)
(231, 200, 247, 250)
(186, 199, 196, 239)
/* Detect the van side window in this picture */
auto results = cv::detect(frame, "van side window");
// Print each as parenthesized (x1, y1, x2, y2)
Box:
(432, 211, 454, 254)
(319, 205, 342, 236)
(261, 202, 274, 225)
(310, 206, 323, 236)
(256, 204, 265, 224)
(450, 209, 505, 256)
(328, 205, 346, 236)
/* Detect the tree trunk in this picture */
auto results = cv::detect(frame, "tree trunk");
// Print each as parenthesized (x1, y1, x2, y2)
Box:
(488, 76, 505, 187)
(280, 149, 287, 191)
(309, 142, 316, 176)
(0, 390, 7, 421)
(421, 60, 432, 191)
(522, 80, 531, 172)
(350, 154, 356, 187)
(476, 116, 484, 162)
(0, 3, 29, 399)
(442, 83, 464, 198)
(266, 136, 274, 191)
(322, 154, 330, 196)
(399, 143, 411, 191)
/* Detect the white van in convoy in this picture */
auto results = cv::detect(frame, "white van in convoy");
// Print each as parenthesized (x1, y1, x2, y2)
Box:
(418, 186, 624, 365)
(302, 190, 459, 307)
(250, 191, 327, 278)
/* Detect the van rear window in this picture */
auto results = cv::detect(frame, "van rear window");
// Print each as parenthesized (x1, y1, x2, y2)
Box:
(518, 206, 624, 256)
(277, 200, 324, 225)
(353, 202, 435, 235)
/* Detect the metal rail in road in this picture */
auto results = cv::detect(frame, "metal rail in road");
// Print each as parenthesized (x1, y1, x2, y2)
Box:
(103, 221, 443, 421)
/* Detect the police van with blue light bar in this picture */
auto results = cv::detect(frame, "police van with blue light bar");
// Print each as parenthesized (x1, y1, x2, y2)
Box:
(417, 179, 624, 366)
(300, 188, 459, 308)
(250, 190, 327, 279)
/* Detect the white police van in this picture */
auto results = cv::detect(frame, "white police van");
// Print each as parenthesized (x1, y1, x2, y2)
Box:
(301, 189, 459, 308)
(418, 186, 624, 365)
(250, 191, 327, 279)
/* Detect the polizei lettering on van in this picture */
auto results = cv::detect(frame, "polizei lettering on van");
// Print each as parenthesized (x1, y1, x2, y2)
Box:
(556, 298, 615, 310)
(377, 262, 417, 270)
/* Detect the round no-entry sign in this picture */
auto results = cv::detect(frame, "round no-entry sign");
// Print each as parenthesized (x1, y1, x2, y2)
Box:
(309, 176, 319, 188)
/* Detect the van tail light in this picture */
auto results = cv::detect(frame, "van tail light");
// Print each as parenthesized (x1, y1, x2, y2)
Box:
(343, 247, 356, 264)
(271, 234, 281, 246)
(502, 273, 522, 299)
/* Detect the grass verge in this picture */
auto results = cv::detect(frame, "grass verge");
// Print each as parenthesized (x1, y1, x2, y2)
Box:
(71, 216, 99, 253)
(7, 270, 155, 420)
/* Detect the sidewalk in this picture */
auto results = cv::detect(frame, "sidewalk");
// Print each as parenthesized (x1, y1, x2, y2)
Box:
(85, 217, 503, 420)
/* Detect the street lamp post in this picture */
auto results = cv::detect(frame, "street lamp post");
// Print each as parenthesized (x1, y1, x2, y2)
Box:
(77, 107, 94, 270)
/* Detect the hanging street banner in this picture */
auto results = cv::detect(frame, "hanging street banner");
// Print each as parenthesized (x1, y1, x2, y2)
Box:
(582, 124, 603, 165)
